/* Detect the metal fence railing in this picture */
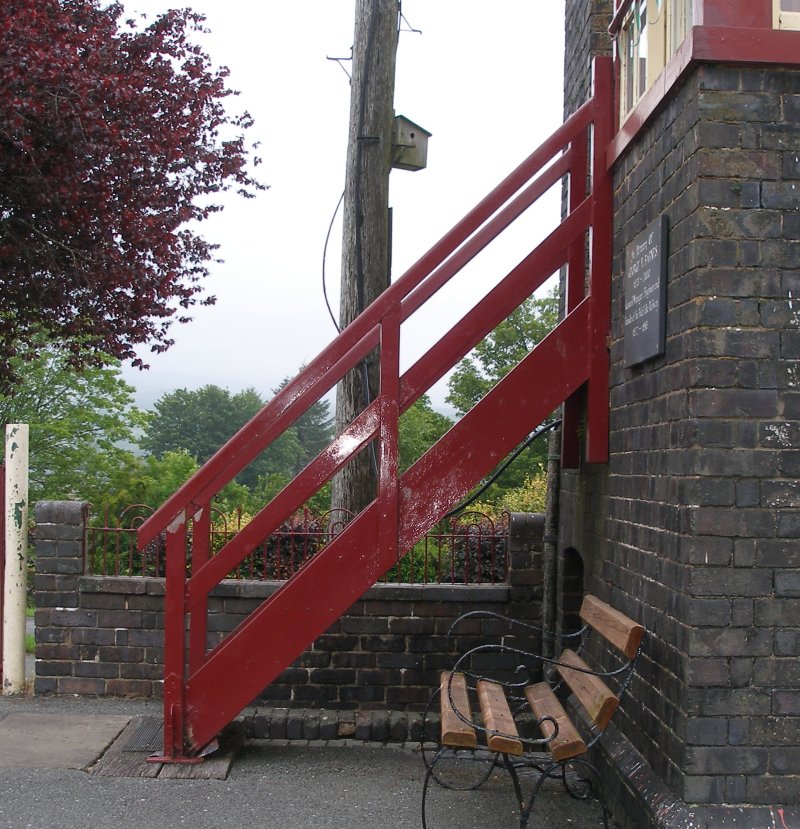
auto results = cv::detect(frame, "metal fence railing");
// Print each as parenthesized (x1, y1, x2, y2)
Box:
(85, 504, 510, 586)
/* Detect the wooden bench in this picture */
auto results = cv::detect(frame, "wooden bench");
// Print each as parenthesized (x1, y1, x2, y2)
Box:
(421, 595, 645, 829)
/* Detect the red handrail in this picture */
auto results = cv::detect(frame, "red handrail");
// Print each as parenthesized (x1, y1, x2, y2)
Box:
(137, 96, 595, 551)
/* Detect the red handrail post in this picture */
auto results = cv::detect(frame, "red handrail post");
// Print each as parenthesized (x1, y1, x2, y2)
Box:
(586, 56, 615, 464)
(561, 56, 615, 467)
(149, 510, 202, 764)
(189, 504, 211, 676)
(377, 310, 401, 571)
(561, 118, 591, 469)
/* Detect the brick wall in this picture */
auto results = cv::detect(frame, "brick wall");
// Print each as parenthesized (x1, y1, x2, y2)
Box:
(563, 0, 612, 118)
(559, 55, 800, 823)
(34, 502, 545, 711)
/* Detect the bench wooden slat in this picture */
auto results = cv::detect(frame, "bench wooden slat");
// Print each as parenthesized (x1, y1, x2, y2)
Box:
(525, 682, 587, 762)
(440, 672, 477, 749)
(580, 595, 645, 659)
(477, 680, 523, 756)
(556, 649, 619, 731)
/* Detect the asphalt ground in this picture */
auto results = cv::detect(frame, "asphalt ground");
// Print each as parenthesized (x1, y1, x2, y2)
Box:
(0, 695, 607, 829)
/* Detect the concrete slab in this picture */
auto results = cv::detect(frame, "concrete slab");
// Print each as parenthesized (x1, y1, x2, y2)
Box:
(0, 713, 129, 769)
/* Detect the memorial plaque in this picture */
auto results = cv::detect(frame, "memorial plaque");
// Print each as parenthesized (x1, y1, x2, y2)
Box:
(624, 214, 668, 367)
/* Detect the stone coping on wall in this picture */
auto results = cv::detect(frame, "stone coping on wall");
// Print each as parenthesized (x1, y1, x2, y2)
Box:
(242, 705, 440, 745)
(77, 575, 511, 604)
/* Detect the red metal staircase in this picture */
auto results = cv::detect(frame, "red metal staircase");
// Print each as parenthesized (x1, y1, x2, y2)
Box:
(137, 57, 614, 760)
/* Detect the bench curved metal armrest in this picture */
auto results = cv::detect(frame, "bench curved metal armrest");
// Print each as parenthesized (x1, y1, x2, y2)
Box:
(451, 639, 644, 686)
(447, 610, 585, 645)
(449, 642, 570, 690)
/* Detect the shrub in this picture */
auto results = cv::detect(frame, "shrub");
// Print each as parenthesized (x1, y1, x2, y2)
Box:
(469, 466, 548, 519)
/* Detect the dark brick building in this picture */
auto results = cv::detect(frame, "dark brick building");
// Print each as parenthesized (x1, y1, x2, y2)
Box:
(559, 0, 800, 824)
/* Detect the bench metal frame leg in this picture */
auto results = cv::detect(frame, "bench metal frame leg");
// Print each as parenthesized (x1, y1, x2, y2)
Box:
(516, 756, 610, 829)
(422, 746, 503, 829)
(422, 747, 609, 829)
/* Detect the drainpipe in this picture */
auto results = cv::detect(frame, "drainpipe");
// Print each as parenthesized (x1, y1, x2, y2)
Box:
(541, 426, 561, 661)
(2, 424, 29, 695)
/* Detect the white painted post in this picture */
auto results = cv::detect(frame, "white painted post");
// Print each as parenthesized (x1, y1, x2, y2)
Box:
(2, 424, 29, 694)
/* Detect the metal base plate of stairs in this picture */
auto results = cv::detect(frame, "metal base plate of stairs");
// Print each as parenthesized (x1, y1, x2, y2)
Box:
(90, 716, 243, 779)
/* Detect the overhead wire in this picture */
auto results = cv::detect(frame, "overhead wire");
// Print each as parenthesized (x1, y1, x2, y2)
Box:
(443, 419, 563, 520)
(322, 2, 409, 340)
(322, 191, 344, 333)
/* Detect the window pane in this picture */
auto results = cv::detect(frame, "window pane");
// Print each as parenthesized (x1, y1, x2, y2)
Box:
(639, 1, 648, 59)
(624, 24, 635, 113)
(783, 0, 800, 11)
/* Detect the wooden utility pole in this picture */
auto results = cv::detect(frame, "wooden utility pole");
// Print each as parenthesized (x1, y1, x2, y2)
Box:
(331, 0, 399, 518)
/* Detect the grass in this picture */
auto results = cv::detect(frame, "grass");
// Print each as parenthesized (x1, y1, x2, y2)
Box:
(26, 606, 35, 653)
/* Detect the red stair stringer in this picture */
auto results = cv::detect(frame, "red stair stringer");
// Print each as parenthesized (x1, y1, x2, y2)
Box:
(181, 299, 594, 751)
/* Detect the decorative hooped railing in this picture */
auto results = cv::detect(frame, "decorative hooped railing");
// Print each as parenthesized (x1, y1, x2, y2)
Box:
(87, 503, 511, 585)
(137, 57, 614, 761)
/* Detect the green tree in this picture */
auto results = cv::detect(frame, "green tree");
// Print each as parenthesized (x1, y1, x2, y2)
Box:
(273, 375, 334, 473)
(398, 395, 453, 473)
(118, 450, 251, 514)
(141, 385, 301, 490)
(446, 287, 559, 416)
(445, 287, 559, 501)
(116, 450, 200, 512)
(0, 340, 145, 505)
(141, 385, 257, 462)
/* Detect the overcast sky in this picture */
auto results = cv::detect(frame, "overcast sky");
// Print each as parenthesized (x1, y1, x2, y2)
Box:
(120, 1, 567, 412)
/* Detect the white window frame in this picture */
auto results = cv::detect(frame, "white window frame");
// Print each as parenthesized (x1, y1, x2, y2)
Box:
(617, 0, 693, 120)
(619, 5, 643, 117)
(775, 0, 800, 30)
(667, 0, 693, 55)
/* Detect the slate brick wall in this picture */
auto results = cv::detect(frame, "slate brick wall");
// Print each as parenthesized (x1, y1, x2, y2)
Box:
(560, 53, 800, 817)
(34, 502, 545, 710)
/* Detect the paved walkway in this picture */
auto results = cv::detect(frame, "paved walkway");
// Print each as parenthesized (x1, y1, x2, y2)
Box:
(0, 694, 608, 829)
